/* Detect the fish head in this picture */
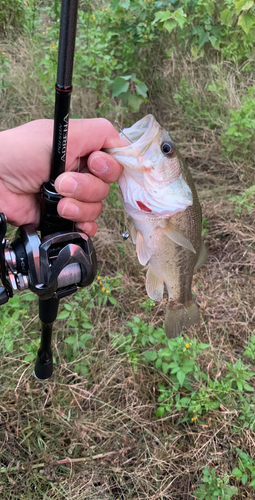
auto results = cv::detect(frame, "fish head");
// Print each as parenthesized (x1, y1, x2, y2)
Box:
(106, 115, 193, 219)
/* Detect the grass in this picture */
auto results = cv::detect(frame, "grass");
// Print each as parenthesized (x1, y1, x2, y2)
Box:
(1, 8, 255, 500)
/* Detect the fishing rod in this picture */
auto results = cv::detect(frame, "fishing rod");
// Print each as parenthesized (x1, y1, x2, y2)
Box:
(0, 0, 97, 380)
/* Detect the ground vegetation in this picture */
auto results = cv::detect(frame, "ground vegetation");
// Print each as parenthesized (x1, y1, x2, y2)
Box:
(0, 0, 255, 498)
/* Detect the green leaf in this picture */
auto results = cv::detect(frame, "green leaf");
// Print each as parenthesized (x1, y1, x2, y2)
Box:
(232, 468, 243, 478)
(249, 478, 255, 486)
(121, 74, 132, 80)
(191, 45, 204, 61)
(57, 310, 70, 319)
(144, 351, 158, 361)
(68, 319, 79, 327)
(155, 358, 162, 369)
(238, 12, 255, 33)
(135, 81, 148, 98)
(24, 353, 35, 362)
(177, 370, 186, 386)
(162, 362, 170, 374)
(133, 317, 140, 323)
(127, 93, 144, 112)
(108, 296, 118, 306)
(237, 380, 243, 391)
(243, 382, 254, 391)
(156, 406, 165, 418)
(74, 363, 89, 376)
(153, 11, 171, 23)
(174, 9, 187, 29)
(206, 2, 215, 16)
(179, 397, 190, 407)
(119, 0, 130, 9)
(80, 333, 93, 342)
(220, 9, 234, 26)
(81, 322, 93, 329)
(197, 343, 210, 350)
(64, 335, 77, 344)
(242, 474, 248, 485)
(163, 19, 177, 33)
(228, 486, 238, 495)
(111, 0, 121, 12)
(23, 293, 35, 301)
(226, 125, 237, 134)
(64, 304, 72, 311)
(112, 77, 129, 98)
(141, 336, 147, 347)
(235, 0, 254, 15)
(199, 30, 210, 47)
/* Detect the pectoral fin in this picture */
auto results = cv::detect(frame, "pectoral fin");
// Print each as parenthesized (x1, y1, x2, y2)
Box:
(146, 266, 164, 301)
(136, 231, 152, 265)
(130, 224, 137, 244)
(163, 223, 196, 254)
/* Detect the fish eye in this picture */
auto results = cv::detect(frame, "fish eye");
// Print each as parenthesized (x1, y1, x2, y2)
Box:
(161, 141, 175, 156)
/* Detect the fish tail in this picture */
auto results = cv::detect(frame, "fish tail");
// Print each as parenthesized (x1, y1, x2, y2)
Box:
(165, 300, 200, 339)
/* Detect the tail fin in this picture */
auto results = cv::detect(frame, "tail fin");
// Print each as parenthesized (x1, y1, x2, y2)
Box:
(165, 301, 200, 338)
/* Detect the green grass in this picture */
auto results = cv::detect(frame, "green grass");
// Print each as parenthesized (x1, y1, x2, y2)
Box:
(1, 1, 255, 498)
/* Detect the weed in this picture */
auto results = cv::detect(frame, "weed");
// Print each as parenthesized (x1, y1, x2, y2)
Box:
(152, 0, 255, 63)
(194, 467, 238, 499)
(244, 334, 255, 361)
(232, 448, 255, 488)
(225, 358, 254, 392)
(221, 88, 255, 160)
(202, 216, 210, 236)
(229, 185, 255, 218)
(237, 396, 255, 431)
(2, 1, 255, 498)
(0, 292, 35, 354)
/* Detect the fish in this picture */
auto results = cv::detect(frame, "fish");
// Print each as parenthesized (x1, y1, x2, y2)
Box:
(106, 115, 206, 338)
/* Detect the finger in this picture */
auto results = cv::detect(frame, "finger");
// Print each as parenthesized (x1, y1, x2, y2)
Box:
(57, 198, 103, 222)
(0, 181, 39, 226)
(68, 118, 127, 156)
(87, 151, 123, 183)
(55, 172, 110, 202)
(66, 118, 128, 171)
(75, 221, 98, 236)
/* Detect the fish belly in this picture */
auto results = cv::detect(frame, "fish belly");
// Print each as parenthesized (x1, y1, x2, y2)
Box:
(132, 208, 201, 338)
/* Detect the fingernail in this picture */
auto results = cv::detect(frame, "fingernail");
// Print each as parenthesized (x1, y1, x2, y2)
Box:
(60, 202, 79, 217)
(90, 155, 108, 174)
(58, 174, 77, 194)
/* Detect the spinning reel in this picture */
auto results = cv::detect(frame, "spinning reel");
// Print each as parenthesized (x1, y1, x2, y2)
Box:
(0, 0, 97, 380)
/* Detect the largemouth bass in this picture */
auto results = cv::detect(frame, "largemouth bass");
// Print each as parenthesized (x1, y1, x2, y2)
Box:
(106, 115, 206, 338)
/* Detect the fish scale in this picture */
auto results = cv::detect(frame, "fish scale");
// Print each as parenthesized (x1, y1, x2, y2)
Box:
(106, 115, 207, 338)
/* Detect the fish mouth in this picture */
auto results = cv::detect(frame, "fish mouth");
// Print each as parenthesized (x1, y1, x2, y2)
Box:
(121, 115, 158, 145)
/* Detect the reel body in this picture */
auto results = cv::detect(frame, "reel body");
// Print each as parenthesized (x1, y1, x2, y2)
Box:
(0, 213, 96, 303)
(0, 213, 97, 379)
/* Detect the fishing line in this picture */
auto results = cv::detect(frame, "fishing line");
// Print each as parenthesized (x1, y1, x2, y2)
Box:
(113, 121, 130, 239)
(114, 120, 133, 144)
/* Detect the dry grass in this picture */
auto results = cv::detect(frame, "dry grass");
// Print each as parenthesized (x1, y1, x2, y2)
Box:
(1, 132, 254, 499)
(1, 36, 255, 500)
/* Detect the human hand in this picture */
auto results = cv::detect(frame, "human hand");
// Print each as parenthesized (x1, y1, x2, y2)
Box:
(0, 118, 125, 235)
